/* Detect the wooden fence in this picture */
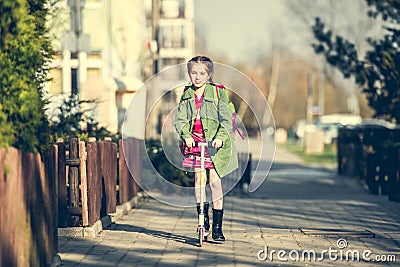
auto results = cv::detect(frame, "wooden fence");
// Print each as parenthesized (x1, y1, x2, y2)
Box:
(0, 146, 58, 267)
(57, 137, 142, 227)
(0, 137, 143, 265)
(337, 127, 400, 202)
(0, 136, 251, 265)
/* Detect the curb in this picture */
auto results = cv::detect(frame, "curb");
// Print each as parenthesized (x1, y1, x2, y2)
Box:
(58, 192, 147, 238)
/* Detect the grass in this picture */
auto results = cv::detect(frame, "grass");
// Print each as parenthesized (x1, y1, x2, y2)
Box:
(279, 140, 338, 164)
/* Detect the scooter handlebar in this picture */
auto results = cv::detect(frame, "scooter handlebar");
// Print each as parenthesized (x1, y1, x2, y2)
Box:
(194, 141, 213, 147)
(193, 141, 219, 156)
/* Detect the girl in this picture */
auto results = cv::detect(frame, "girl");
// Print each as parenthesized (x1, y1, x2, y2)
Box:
(174, 56, 238, 241)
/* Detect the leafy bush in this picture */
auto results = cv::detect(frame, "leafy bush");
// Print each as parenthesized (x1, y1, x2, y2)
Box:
(0, 0, 52, 153)
(48, 95, 119, 143)
(145, 138, 194, 188)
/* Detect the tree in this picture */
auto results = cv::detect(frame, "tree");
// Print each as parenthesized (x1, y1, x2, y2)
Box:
(286, 0, 376, 117)
(0, 0, 52, 152)
(312, 0, 400, 123)
(48, 95, 118, 142)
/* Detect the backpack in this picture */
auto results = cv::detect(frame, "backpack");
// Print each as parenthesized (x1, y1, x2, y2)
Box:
(180, 83, 245, 140)
(212, 83, 245, 140)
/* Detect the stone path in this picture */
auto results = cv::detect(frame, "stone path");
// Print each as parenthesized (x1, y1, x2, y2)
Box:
(58, 148, 400, 266)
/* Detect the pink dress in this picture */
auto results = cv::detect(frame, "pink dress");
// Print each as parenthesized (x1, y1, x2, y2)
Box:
(182, 93, 215, 169)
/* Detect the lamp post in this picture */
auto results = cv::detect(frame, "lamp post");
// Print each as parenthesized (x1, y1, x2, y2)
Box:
(151, 0, 159, 74)
(68, 0, 86, 96)
(307, 71, 314, 124)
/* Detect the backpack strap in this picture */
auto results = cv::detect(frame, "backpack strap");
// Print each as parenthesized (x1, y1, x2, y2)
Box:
(215, 84, 223, 98)
(210, 83, 221, 108)
(213, 83, 245, 140)
(212, 83, 225, 99)
(232, 114, 245, 140)
(181, 85, 191, 105)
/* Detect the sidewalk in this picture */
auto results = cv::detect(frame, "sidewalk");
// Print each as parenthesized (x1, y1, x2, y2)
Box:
(58, 147, 400, 266)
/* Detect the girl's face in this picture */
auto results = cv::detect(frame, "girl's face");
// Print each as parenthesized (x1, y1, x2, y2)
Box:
(189, 63, 211, 89)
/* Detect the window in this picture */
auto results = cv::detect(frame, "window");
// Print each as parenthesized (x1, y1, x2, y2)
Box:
(160, 0, 185, 18)
(87, 51, 101, 60)
(179, 0, 185, 17)
(162, 58, 185, 66)
(159, 25, 185, 48)
(71, 68, 78, 95)
(161, 58, 186, 79)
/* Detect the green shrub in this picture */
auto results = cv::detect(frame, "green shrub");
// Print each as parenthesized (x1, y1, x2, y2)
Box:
(145, 138, 194, 188)
(0, 0, 52, 153)
(48, 95, 119, 143)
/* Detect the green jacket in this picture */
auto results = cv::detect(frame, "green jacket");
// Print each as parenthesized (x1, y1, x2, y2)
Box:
(174, 82, 238, 177)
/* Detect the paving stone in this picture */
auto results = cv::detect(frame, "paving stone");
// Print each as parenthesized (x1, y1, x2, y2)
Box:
(58, 147, 400, 267)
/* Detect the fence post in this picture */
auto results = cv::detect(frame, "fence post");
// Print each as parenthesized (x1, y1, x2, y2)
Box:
(87, 138, 102, 226)
(68, 137, 80, 214)
(119, 139, 129, 204)
(378, 130, 390, 195)
(100, 140, 117, 214)
(57, 140, 68, 227)
(364, 129, 380, 195)
(101, 140, 117, 213)
(44, 144, 59, 259)
(79, 140, 89, 226)
(111, 140, 118, 210)
(387, 129, 400, 202)
(130, 138, 142, 198)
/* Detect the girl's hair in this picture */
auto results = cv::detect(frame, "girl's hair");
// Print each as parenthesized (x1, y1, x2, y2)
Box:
(187, 56, 214, 81)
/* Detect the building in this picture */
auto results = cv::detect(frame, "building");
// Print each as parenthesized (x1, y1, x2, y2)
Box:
(46, 0, 195, 137)
(47, 0, 149, 134)
(145, 0, 195, 72)
(142, 0, 196, 138)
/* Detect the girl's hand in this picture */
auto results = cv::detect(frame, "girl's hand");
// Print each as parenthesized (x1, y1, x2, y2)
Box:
(185, 137, 195, 148)
(212, 139, 223, 149)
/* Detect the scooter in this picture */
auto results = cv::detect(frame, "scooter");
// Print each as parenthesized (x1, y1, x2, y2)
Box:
(196, 141, 210, 247)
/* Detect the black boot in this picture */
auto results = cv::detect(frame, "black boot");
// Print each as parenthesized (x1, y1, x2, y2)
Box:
(212, 208, 225, 241)
(196, 202, 210, 233)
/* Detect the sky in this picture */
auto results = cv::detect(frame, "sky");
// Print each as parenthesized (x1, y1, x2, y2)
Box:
(194, 0, 374, 66)
(193, 0, 382, 112)
(194, 0, 307, 64)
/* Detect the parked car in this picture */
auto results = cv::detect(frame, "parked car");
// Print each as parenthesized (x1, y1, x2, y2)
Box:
(313, 114, 362, 144)
(314, 114, 362, 125)
(358, 118, 397, 129)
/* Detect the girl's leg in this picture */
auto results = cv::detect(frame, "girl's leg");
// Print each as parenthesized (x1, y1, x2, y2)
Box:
(209, 168, 225, 241)
(194, 168, 205, 203)
(194, 168, 210, 233)
(209, 169, 223, 209)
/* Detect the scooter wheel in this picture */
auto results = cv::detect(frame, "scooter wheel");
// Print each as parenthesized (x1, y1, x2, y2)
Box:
(199, 228, 204, 247)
